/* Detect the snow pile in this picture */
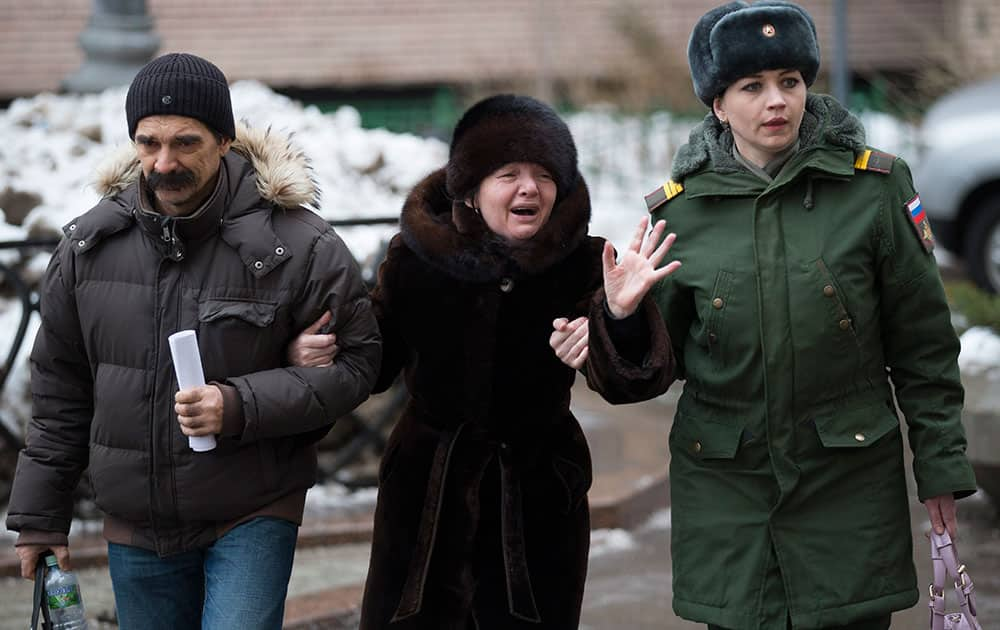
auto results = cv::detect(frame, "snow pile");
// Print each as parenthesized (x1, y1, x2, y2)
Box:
(1, 82, 998, 441)
(959, 326, 1000, 378)
(303, 484, 379, 516)
(639, 508, 672, 532)
(589, 528, 638, 558)
(0, 81, 449, 265)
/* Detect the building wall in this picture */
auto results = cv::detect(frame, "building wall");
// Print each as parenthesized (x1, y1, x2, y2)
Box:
(957, 0, 1000, 73)
(0, 0, 986, 100)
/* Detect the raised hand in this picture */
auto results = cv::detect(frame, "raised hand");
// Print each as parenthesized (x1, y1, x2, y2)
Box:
(603, 216, 680, 319)
(287, 310, 339, 367)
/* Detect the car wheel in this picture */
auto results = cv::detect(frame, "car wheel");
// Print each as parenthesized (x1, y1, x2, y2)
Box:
(964, 192, 1000, 293)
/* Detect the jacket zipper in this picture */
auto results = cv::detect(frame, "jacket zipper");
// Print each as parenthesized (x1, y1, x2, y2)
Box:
(148, 257, 164, 552)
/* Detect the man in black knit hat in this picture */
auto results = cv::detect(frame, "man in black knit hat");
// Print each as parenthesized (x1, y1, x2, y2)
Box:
(6, 53, 382, 629)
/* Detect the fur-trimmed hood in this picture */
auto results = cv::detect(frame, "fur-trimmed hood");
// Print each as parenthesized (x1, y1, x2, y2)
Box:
(671, 93, 866, 181)
(94, 121, 319, 210)
(399, 168, 592, 283)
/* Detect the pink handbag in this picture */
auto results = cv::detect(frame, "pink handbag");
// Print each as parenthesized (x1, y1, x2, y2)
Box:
(928, 530, 982, 630)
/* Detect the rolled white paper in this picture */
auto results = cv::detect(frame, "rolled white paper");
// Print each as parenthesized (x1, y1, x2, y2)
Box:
(167, 330, 217, 452)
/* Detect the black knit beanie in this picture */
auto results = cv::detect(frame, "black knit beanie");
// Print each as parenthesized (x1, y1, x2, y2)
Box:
(125, 53, 236, 140)
(446, 94, 579, 203)
(688, 1, 820, 107)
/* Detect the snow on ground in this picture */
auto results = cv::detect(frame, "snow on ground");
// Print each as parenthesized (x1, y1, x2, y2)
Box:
(639, 508, 672, 532)
(303, 483, 379, 516)
(0, 83, 998, 440)
(958, 326, 1000, 379)
(589, 528, 639, 558)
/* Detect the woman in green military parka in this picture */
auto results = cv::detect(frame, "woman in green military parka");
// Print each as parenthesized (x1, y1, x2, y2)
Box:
(555, 2, 979, 629)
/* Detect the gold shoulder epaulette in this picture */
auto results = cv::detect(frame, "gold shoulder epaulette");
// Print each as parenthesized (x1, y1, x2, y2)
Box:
(854, 149, 896, 174)
(644, 179, 684, 213)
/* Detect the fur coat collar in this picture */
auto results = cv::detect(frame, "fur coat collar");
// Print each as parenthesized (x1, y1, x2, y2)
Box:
(399, 168, 591, 283)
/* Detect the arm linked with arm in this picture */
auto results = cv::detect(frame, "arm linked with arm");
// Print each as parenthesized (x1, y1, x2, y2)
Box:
(225, 228, 382, 444)
(584, 286, 676, 404)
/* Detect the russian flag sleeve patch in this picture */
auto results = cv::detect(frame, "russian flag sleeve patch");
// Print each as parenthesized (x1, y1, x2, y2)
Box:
(905, 194, 935, 253)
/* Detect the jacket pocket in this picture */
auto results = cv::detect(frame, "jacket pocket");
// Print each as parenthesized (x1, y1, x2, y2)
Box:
(789, 258, 864, 397)
(551, 455, 591, 514)
(812, 401, 899, 448)
(670, 413, 744, 460)
(703, 269, 735, 364)
(197, 297, 282, 378)
(814, 259, 860, 343)
(377, 432, 402, 485)
(199, 298, 277, 327)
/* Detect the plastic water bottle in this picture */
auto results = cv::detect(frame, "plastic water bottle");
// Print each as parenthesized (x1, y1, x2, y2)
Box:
(43, 554, 89, 629)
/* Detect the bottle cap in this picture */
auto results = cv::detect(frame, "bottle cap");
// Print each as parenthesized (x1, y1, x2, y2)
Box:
(44, 554, 58, 568)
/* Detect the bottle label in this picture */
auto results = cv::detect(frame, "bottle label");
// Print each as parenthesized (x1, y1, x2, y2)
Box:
(47, 584, 81, 609)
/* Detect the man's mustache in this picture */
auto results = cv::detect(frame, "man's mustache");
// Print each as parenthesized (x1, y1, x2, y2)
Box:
(148, 170, 197, 191)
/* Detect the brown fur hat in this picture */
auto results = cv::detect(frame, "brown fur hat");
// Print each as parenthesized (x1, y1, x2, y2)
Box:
(445, 94, 579, 202)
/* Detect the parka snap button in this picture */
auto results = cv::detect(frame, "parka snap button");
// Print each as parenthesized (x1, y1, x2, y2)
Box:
(77, 240, 86, 247)
(254, 261, 264, 270)
(68, 224, 77, 231)
(823, 285, 835, 297)
(712, 297, 724, 309)
(500, 278, 514, 293)
(839, 318, 851, 331)
(693, 441, 702, 453)
(275, 247, 285, 256)
(854, 433, 866, 442)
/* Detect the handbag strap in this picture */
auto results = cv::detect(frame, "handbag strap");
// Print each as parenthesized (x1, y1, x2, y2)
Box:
(928, 530, 981, 630)
(30, 553, 53, 630)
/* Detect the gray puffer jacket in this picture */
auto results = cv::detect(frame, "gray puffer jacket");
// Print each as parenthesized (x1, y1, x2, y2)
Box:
(6, 124, 381, 556)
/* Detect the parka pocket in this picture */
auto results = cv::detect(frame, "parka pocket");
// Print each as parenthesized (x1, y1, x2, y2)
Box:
(703, 270, 735, 364)
(812, 402, 900, 448)
(814, 259, 859, 342)
(788, 258, 865, 396)
(670, 414, 745, 461)
(199, 298, 277, 327)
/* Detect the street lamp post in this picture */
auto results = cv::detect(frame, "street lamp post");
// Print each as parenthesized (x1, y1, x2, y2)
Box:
(831, 0, 851, 106)
(62, 0, 160, 93)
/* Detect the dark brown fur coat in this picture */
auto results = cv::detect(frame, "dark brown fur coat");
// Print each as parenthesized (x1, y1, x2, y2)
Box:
(359, 168, 674, 629)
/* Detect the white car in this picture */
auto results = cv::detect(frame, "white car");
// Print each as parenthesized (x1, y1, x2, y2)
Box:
(913, 75, 1000, 293)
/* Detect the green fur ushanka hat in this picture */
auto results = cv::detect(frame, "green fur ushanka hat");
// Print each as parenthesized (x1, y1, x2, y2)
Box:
(688, 1, 820, 107)
(445, 94, 579, 203)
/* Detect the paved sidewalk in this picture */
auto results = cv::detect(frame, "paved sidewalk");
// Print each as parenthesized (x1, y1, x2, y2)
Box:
(2, 382, 998, 629)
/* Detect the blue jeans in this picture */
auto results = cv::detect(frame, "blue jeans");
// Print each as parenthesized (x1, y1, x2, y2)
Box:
(108, 517, 298, 630)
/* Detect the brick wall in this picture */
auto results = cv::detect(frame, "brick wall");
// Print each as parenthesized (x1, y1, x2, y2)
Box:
(957, 0, 1000, 73)
(0, 0, 983, 100)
